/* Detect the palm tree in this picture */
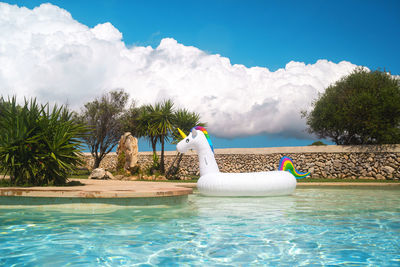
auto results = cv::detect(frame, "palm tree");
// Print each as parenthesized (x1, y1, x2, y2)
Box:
(152, 100, 175, 174)
(136, 105, 159, 169)
(135, 100, 204, 176)
(166, 108, 205, 179)
(171, 109, 202, 140)
(136, 100, 175, 174)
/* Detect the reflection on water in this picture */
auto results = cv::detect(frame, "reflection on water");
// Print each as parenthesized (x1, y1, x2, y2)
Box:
(0, 187, 399, 266)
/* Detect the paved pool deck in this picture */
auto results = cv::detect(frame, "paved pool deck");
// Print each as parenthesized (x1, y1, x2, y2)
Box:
(0, 179, 192, 198)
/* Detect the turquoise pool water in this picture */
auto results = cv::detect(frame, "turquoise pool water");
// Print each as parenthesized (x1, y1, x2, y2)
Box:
(1, 187, 399, 266)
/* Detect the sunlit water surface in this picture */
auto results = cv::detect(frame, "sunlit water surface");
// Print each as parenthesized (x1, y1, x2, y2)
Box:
(0, 187, 399, 266)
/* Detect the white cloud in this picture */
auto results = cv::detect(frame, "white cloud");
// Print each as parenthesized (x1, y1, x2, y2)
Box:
(0, 3, 358, 138)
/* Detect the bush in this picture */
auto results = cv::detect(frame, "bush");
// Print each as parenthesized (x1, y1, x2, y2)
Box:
(309, 141, 327, 146)
(115, 150, 126, 174)
(0, 97, 86, 186)
(115, 151, 141, 176)
(145, 153, 160, 176)
(304, 68, 400, 145)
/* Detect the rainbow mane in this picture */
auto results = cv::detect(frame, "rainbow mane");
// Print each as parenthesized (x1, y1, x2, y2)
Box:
(278, 156, 310, 179)
(193, 126, 214, 153)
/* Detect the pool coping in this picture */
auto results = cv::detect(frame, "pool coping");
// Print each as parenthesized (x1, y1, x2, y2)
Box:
(297, 182, 400, 187)
(0, 180, 398, 199)
(172, 182, 400, 188)
(0, 179, 193, 198)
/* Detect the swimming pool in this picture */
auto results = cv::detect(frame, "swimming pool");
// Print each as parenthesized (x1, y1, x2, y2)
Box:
(1, 187, 399, 266)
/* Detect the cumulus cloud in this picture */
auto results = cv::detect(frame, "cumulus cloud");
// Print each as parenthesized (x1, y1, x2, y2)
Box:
(0, 3, 358, 138)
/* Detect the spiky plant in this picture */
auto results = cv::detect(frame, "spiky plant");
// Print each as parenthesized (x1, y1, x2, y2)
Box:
(0, 97, 86, 186)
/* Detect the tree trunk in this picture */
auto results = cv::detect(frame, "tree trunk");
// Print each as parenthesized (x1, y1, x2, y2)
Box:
(93, 156, 102, 169)
(176, 153, 183, 168)
(151, 139, 157, 157)
(166, 153, 179, 179)
(166, 152, 183, 180)
(160, 137, 165, 174)
(151, 140, 158, 166)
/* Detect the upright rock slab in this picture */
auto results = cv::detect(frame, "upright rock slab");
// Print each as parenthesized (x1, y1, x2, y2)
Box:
(117, 132, 139, 174)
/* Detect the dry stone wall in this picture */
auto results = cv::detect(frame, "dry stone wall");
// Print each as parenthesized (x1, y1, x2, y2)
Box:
(81, 153, 117, 171)
(80, 145, 400, 180)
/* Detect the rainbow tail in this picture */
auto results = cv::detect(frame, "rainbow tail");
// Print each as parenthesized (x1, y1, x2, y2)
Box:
(278, 156, 310, 179)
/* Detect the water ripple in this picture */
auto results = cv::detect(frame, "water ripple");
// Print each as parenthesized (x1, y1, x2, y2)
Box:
(0, 187, 399, 266)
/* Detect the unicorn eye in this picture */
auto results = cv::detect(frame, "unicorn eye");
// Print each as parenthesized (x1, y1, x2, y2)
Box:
(186, 139, 189, 143)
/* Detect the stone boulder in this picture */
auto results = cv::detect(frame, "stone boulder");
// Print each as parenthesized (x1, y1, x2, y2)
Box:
(89, 168, 115, 180)
(383, 165, 395, 174)
(117, 132, 138, 174)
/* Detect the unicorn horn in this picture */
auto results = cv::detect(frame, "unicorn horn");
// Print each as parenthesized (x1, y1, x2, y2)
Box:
(177, 128, 187, 139)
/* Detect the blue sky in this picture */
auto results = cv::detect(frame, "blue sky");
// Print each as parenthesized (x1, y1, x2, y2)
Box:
(2, 0, 400, 151)
(8, 0, 399, 73)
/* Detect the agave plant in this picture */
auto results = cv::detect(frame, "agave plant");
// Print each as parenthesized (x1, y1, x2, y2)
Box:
(0, 97, 86, 186)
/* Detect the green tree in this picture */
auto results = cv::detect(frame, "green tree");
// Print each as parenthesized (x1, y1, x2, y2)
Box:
(154, 100, 175, 174)
(0, 97, 86, 186)
(76, 89, 130, 169)
(130, 99, 205, 176)
(166, 108, 205, 179)
(136, 100, 175, 174)
(303, 68, 400, 145)
(120, 101, 141, 136)
(171, 108, 204, 142)
(136, 104, 159, 165)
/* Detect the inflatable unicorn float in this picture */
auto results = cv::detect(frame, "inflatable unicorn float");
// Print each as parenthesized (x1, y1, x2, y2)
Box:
(177, 126, 310, 196)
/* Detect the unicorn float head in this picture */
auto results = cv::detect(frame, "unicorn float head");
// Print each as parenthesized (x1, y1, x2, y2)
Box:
(177, 126, 219, 176)
(177, 126, 310, 196)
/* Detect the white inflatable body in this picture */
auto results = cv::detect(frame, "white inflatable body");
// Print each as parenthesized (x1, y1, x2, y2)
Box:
(176, 127, 301, 197)
(198, 171, 296, 196)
